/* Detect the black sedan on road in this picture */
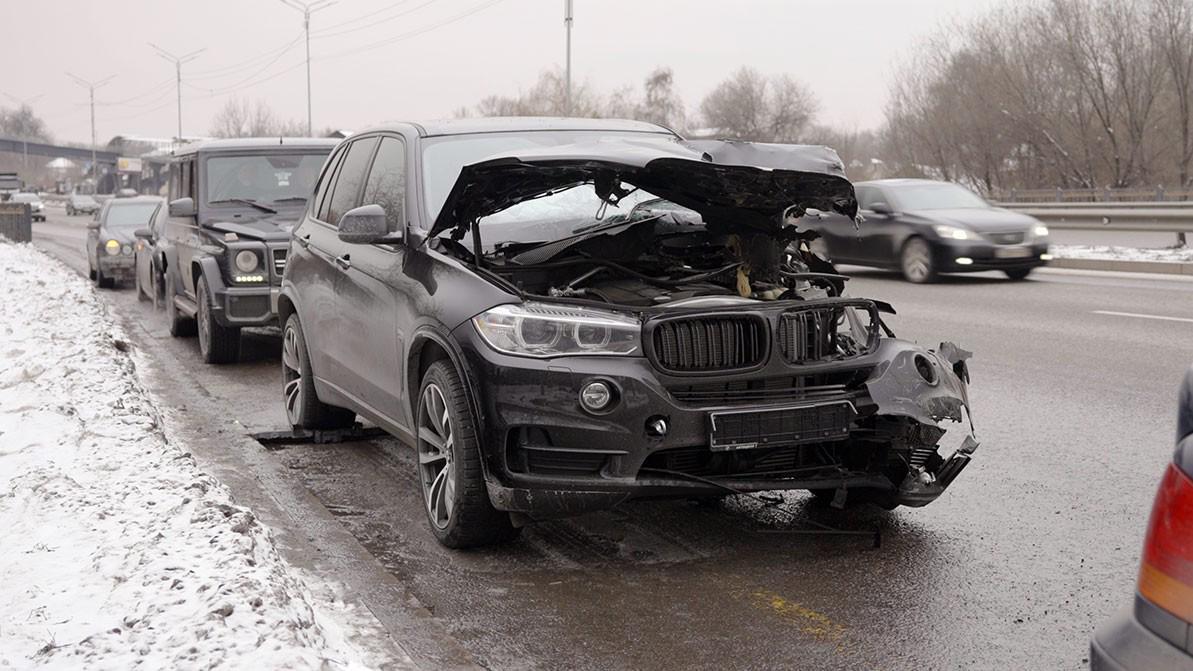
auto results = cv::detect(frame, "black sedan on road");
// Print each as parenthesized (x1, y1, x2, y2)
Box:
(1091, 368, 1193, 671)
(802, 178, 1052, 282)
(87, 196, 163, 289)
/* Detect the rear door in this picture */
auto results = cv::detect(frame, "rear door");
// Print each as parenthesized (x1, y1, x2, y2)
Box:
(333, 135, 410, 425)
(165, 158, 200, 297)
(854, 185, 900, 263)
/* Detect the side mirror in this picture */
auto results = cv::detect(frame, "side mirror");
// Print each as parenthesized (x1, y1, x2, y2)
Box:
(134, 228, 152, 240)
(168, 197, 196, 218)
(869, 201, 895, 216)
(87, 221, 101, 230)
(337, 204, 394, 244)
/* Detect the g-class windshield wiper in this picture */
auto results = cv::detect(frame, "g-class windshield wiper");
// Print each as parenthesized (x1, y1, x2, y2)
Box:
(208, 198, 278, 214)
(271, 196, 308, 203)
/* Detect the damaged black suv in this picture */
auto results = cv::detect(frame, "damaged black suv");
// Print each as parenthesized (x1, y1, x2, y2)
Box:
(279, 118, 978, 548)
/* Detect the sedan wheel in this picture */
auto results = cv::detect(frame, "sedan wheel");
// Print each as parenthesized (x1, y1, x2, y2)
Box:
(416, 360, 519, 548)
(900, 238, 937, 284)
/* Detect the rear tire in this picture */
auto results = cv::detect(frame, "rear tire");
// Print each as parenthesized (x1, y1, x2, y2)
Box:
(281, 314, 356, 431)
(1004, 268, 1033, 281)
(196, 275, 240, 364)
(165, 271, 196, 337)
(417, 360, 520, 548)
(900, 237, 937, 283)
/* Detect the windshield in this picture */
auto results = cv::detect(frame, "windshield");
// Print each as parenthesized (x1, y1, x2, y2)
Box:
(891, 183, 988, 210)
(104, 202, 159, 229)
(204, 152, 329, 207)
(421, 130, 675, 236)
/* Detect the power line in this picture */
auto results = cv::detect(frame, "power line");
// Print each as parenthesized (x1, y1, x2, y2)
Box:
(66, 73, 116, 185)
(313, 0, 418, 34)
(322, 0, 506, 61)
(313, 0, 438, 39)
(279, 0, 337, 135)
(187, 33, 305, 80)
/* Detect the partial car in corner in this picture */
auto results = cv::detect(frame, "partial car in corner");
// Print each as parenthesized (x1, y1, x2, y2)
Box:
(133, 201, 170, 307)
(10, 192, 45, 222)
(802, 178, 1051, 282)
(279, 118, 980, 549)
(1091, 367, 1193, 671)
(87, 196, 163, 289)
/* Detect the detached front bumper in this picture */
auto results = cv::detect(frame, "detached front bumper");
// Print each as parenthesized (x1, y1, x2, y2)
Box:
(455, 322, 977, 519)
(932, 240, 1049, 272)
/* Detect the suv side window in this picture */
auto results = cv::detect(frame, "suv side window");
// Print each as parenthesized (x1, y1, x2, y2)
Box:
(325, 137, 379, 227)
(361, 137, 406, 233)
(311, 146, 347, 223)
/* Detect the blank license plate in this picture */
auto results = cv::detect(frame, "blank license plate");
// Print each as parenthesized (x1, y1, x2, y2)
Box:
(708, 401, 856, 451)
(995, 246, 1032, 259)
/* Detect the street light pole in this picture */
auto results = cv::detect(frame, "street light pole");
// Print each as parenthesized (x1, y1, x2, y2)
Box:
(1, 92, 44, 170)
(564, 0, 573, 116)
(280, 0, 336, 136)
(149, 43, 205, 139)
(66, 73, 115, 192)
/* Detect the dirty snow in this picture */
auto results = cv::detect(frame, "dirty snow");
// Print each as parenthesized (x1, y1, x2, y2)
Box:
(0, 242, 370, 669)
(1051, 243, 1193, 263)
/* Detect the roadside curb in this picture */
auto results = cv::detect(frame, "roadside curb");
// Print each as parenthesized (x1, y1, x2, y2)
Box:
(1050, 256, 1193, 276)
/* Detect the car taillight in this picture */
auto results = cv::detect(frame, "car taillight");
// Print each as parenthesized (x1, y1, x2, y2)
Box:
(1138, 463, 1193, 623)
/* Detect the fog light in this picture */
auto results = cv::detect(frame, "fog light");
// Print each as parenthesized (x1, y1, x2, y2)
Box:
(1040, 253, 1054, 261)
(579, 381, 613, 412)
(955, 257, 974, 265)
(646, 416, 669, 437)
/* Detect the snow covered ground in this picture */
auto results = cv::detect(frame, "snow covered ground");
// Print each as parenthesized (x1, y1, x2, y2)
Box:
(1051, 243, 1193, 263)
(0, 242, 373, 669)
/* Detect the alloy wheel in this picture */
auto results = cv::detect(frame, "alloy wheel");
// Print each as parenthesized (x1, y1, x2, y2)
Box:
(281, 322, 303, 427)
(417, 383, 456, 530)
(197, 285, 211, 355)
(902, 239, 933, 283)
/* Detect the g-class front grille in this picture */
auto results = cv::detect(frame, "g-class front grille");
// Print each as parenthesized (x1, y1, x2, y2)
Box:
(651, 316, 767, 373)
(272, 248, 288, 277)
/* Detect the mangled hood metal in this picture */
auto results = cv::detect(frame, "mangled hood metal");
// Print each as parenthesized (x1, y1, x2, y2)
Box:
(429, 137, 859, 241)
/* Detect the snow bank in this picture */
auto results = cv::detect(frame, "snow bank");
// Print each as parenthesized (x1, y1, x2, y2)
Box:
(1051, 243, 1193, 263)
(0, 242, 368, 669)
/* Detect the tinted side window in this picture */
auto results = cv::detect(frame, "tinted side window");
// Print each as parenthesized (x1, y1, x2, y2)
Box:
(855, 186, 879, 211)
(325, 138, 379, 227)
(361, 137, 406, 233)
(312, 146, 347, 222)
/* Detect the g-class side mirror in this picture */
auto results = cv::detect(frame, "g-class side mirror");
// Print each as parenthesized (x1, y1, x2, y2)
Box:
(168, 197, 195, 218)
(338, 204, 394, 244)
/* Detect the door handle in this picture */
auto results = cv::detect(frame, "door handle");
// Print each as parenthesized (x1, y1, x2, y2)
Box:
(296, 233, 310, 249)
(334, 254, 351, 270)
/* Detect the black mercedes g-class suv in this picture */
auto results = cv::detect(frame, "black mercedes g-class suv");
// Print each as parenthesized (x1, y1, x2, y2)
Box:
(160, 137, 337, 363)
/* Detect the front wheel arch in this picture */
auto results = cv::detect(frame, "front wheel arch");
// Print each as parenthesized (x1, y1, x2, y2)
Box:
(407, 331, 492, 483)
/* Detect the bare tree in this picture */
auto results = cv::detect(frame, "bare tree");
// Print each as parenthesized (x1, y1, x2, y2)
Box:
(0, 105, 51, 141)
(210, 98, 307, 138)
(699, 67, 817, 142)
(1154, 0, 1193, 185)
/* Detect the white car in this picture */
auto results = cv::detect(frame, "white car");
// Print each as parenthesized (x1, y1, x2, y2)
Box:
(10, 192, 45, 222)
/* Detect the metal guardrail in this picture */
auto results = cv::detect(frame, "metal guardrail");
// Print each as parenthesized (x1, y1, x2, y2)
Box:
(996, 201, 1193, 233)
(0, 202, 32, 243)
(995, 187, 1193, 203)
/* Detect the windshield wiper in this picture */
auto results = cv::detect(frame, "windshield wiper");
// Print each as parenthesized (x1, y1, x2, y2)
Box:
(208, 198, 277, 214)
(271, 196, 308, 203)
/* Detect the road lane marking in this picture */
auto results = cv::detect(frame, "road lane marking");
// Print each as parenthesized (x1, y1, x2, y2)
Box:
(1093, 310, 1193, 324)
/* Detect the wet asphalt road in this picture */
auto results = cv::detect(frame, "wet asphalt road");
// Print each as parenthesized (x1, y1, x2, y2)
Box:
(30, 208, 1193, 670)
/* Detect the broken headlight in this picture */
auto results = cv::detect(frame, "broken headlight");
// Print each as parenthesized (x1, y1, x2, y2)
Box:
(472, 302, 641, 358)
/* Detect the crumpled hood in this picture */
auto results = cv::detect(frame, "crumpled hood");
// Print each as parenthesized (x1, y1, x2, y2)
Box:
(430, 137, 858, 240)
(207, 215, 297, 242)
(914, 207, 1039, 233)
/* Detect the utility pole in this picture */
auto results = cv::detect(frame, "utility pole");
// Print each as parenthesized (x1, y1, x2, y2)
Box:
(1, 92, 44, 170)
(66, 73, 115, 192)
(149, 43, 205, 139)
(564, 0, 574, 116)
(280, 0, 337, 136)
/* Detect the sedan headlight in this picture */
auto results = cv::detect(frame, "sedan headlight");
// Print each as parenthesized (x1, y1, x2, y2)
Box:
(473, 302, 641, 357)
(932, 224, 974, 240)
(1032, 224, 1049, 238)
(104, 239, 120, 256)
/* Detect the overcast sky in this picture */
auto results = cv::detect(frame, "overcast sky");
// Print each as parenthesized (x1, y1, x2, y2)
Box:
(4, 0, 999, 145)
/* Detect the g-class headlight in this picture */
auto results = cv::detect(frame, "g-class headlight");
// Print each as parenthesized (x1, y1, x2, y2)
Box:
(234, 250, 260, 273)
(472, 302, 641, 357)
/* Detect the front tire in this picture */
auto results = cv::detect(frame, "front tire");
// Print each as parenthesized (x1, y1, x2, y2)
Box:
(417, 360, 519, 548)
(1004, 268, 1033, 281)
(900, 237, 937, 283)
(165, 271, 196, 337)
(281, 314, 355, 431)
(135, 259, 149, 302)
(196, 275, 240, 364)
